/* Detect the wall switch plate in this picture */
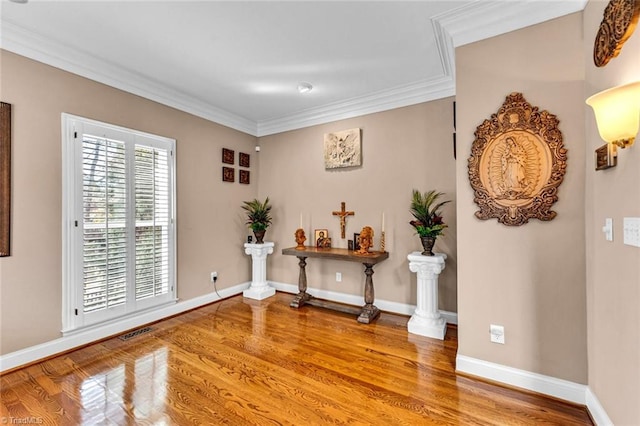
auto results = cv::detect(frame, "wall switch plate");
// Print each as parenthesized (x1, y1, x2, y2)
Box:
(602, 218, 613, 241)
(490, 324, 505, 344)
(336, 272, 342, 282)
(623, 217, 640, 247)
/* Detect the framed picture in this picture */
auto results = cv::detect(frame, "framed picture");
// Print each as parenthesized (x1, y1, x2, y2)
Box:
(324, 128, 361, 169)
(239, 169, 250, 184)
(0, 102, 11, 257)
(222, 148, 234, 164)
(239, 152, 250, 168)
(315, 229, 329, 248)
(353, 233, 361, 251)
(222, 167, 234, 182)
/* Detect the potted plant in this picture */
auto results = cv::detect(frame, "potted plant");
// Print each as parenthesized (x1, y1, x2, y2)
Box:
(409, 189, 450, 256)
(242, 197, 272, 244)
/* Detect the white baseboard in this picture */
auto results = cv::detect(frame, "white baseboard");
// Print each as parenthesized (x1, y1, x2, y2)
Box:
(269, 281, 458, 325)
(0, 282, 250, 373)
(456, 355, 614, 425)
(456, 354, 586, 404)
(586, 387, 614, 426)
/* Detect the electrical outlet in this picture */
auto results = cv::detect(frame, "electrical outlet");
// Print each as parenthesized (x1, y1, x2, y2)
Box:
(210, 272, 218, 283)
(336, 272, 342, 282)
(490, 324, 505, 344)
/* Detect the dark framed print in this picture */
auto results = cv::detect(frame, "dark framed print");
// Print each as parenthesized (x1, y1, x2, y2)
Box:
(239, 152, 250, 168)
(353, 233, 361, 251)
(222, 148, 234, 164)
(0, 102, 10, 257)
(239, 169, 250, 184)
(222, 167, 235, 182)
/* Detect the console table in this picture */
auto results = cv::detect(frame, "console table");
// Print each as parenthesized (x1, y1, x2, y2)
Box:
(282, 247, 389, 323)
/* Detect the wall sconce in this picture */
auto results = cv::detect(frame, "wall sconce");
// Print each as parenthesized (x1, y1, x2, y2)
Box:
(586, 81, 640, 149)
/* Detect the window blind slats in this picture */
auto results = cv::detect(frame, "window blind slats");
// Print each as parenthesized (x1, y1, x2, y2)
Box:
(82, 136, 128, 314)
(135, 146, 170, 301)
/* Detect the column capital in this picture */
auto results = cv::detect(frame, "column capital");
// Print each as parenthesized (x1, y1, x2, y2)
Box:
(244, 242, 275, 257)
(407, 252, 446, 275)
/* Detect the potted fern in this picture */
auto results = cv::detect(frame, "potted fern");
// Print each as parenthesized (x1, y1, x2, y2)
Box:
(241, 197, 272, 244)
(409, 189, 450, 256)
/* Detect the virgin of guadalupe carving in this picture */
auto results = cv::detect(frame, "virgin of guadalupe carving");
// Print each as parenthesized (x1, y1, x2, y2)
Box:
(468, 93, 567, 226)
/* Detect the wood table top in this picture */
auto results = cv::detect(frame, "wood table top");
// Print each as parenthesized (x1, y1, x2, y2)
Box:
(282, 246, 389, 264)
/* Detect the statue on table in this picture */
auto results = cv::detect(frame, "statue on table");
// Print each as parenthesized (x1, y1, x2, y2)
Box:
(294, 228, 306, 250)
(356, 226, 374, 254)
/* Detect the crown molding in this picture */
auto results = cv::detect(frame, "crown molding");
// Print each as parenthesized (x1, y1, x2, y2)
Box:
(256, 0, 588, 136)
(1, 1, 586, 138)
(437, 0, 588, 48)
(256, 76, 455, 136)
(0, 19, 258, 136)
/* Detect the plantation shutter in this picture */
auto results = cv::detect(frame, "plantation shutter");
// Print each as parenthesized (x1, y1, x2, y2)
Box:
(64, 115, 176, 332)
(82, 135, 128, 313)
(135, 145, 170, 300)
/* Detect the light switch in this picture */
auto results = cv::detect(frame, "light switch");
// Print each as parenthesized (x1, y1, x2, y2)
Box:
(602, 218, 613, 242)
(623, 217, 640, 247)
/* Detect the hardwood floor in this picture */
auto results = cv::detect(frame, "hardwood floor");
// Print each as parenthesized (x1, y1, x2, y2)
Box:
(1, 292, 593, 425)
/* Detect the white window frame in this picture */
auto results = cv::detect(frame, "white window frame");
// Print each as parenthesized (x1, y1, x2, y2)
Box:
(61, 114, 177, 334)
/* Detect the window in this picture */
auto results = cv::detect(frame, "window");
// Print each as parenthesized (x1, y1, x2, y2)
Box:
(62, 115, 176, 332)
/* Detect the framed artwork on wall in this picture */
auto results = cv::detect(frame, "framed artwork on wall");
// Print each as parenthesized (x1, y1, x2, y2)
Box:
(222, 167, 235, 182)
(239, 169, 250, 184)
(222, 148, 234, 164)
(324, 128, 361, 169)
(0, 102, 10, 257)
(239, 152, 250, 168)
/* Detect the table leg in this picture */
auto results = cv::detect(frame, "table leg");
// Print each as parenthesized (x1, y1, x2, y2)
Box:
(357, 263, 380, 323)
(290, 256, 312, 308)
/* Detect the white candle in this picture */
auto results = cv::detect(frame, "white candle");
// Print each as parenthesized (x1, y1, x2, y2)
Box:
(382, 212, 385, 232)
(299, 213, 303, 229)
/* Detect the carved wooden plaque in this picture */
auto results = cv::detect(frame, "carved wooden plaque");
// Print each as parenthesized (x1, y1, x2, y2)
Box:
(594, 0, 640, 67)
(468, 93, 567, 226)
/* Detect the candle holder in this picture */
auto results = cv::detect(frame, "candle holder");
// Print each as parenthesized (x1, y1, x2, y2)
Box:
(380, 231, 386, 253)
(294, 228, 307, 250)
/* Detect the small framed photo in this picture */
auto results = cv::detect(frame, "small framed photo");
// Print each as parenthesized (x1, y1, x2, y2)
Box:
(222, 167, 234, 182)
(239, 169, 250, 184)
(239, 152, 250, 168)
(348, 240, 354, 251)
(353, 233, 361, 251)
(222, 148, 234, 164)
(315, 229, 329, 248)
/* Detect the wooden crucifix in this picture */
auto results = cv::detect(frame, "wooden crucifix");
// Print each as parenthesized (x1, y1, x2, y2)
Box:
(332, 201, 355, 239)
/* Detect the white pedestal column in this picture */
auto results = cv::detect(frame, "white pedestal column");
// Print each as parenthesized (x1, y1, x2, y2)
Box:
(243, 242, 276, 300)
(407, 252, 447, 340)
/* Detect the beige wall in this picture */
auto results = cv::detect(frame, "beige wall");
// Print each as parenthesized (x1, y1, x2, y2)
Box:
(584, 1, 640, 424)
(0, 51, 258, 355)
(455, 13, 588, 383)
(257, 101, 457, 311)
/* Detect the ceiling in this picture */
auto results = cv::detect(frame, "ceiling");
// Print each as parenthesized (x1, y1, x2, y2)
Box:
(0, 1, 586, 136)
